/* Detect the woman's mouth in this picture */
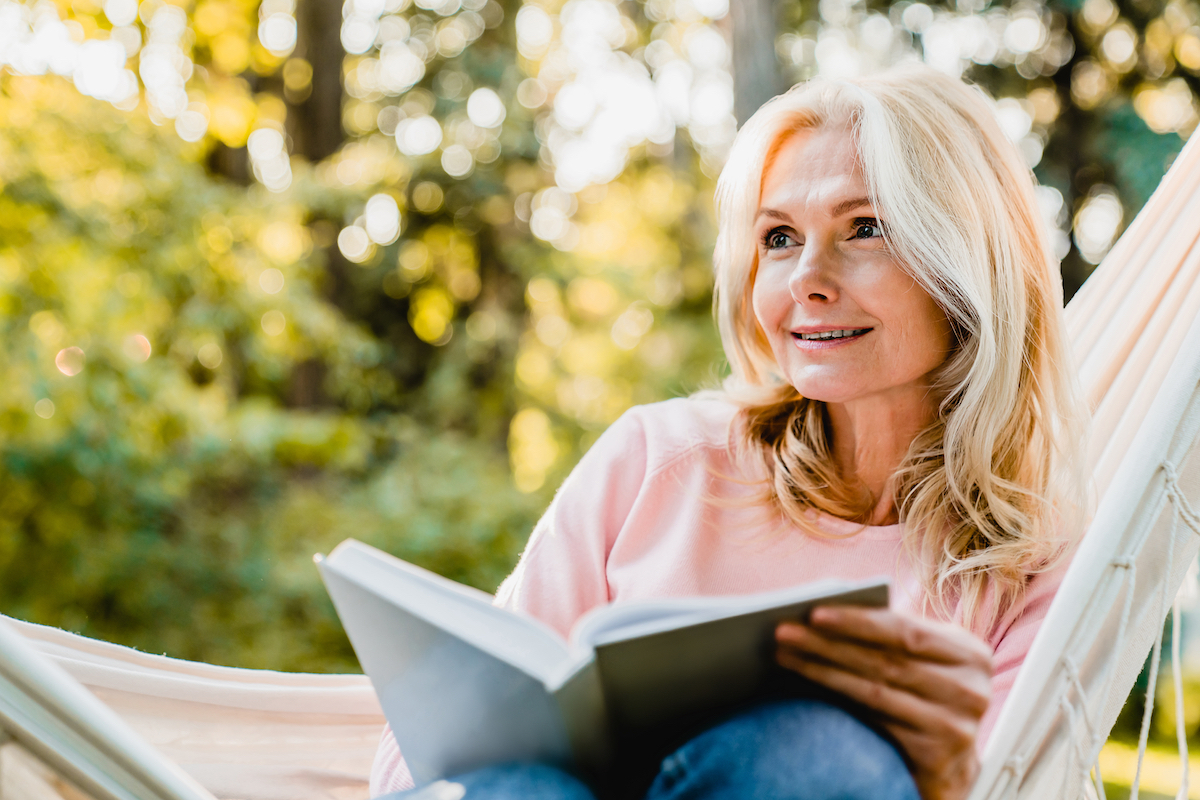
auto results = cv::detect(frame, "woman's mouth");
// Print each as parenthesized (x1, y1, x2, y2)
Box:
(791, 327, 872, 344)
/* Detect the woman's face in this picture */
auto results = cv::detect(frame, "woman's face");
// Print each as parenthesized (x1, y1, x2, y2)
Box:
(751, 127, 953, 409)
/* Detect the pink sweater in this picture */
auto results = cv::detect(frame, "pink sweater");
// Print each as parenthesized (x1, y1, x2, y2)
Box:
(370, 397, 1065, 795)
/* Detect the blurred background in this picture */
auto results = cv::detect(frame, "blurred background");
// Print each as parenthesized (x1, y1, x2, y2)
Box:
(0, 0, 1197, 793)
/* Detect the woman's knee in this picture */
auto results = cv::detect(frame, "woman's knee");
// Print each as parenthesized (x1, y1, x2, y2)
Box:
(384, 762, 595, 800)
(646, 699, 919, 800)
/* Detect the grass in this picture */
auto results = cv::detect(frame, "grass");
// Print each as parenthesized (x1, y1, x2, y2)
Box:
(1099, 739, 1198, 798)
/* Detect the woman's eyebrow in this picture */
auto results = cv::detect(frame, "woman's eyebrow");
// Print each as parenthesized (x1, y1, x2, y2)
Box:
(755, 198, 873, 223)
(831, 197, 872, 217)
(755, 208, 790, 222)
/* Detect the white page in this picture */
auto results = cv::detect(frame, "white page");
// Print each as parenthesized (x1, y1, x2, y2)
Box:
(322, 540, 570, 682)
(319, 548, 576, 782)
(572, 578, 860, 648)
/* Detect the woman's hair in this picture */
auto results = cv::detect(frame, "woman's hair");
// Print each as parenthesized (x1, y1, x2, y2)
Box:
(712, 64, 1088, 636)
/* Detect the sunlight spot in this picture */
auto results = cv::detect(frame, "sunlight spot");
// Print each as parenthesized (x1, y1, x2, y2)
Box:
(261, 310, 287, 336)
(197, 343, 223, 369)
(123, 333, 152, 362)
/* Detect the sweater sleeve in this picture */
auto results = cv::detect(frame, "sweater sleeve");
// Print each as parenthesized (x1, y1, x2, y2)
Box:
(493, 406, 650, 637)
(369, 726, 414, 796)
(977, 558, 1069, 749)
(369, 408, 650, 794)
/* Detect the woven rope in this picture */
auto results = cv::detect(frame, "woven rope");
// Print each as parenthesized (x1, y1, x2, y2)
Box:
(1002, 752, 1026, 800)
(1127, 462, 1200, 800)
(1162, 461, 1200, 800)
(1172, 594, 1187, 800)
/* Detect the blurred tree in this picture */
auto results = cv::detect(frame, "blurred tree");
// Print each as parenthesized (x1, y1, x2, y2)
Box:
(730, 0, 786, 124)
(0, 0, 731, 670)
(290, 0, 345, 160)
(0, 76, 555, 670)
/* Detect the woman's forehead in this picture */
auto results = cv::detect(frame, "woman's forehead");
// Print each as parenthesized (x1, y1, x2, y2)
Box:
(759, 128, 869, 216)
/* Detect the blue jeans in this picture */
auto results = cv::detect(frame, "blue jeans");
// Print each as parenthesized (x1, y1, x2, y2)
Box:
(382, 699, 920, 800)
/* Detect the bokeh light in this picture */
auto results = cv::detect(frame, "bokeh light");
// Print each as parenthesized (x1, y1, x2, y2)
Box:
(395, 115, 443, 155)
(338, 225, 374, 262)
(508, 407, 558, 492)
(365, 194, 402, 244)
(259, 0, 298, 57)
(259, 268, 286, 294)
(466, 87, 505, 128)
(441, 144, 474, 178)
(104, 0, 137, 27)
(261, 310, 287, 336)
(1074, 187, 1124, 264)
(247, 127, 293, 192)
(123, 333, 152, 362)
(197, 343, 223, 369)
(55, 347, 85, 376)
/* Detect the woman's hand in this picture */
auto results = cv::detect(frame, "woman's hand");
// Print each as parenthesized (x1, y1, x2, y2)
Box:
(775, 606, 993, 800)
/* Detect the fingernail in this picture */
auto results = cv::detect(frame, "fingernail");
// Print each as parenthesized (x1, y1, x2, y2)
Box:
(812, 607, 837, 624)
(777, 621, 803, 636)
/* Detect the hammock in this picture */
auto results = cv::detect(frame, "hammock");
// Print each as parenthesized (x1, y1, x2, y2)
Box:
(4, 132, 1200, 800)
(969, 128, 1200, 799)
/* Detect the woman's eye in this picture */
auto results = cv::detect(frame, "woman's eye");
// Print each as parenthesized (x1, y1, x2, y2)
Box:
(763, 230, 795, 249)
(852, 220, 883, 240)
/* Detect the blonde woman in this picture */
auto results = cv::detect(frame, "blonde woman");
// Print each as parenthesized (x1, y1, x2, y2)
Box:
(373, 64, 1087, 800)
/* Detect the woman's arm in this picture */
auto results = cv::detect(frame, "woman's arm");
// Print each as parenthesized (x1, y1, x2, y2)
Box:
(493, 407, 650, 633)
(775, 607, 993, 800)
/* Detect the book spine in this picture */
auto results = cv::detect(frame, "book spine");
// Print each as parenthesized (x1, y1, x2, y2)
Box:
(551, 658, 612, 777)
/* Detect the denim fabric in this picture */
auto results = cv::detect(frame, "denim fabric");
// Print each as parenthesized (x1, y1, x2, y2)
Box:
(381, 699, 920, 800)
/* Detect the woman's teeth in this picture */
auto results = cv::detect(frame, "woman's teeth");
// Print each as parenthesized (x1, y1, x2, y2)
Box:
(795, 328, 871, 341)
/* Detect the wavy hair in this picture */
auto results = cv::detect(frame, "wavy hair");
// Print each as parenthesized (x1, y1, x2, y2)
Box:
(712, 65, 1088, 635)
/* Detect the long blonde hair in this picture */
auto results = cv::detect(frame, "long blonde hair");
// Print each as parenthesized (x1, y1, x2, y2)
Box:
(713, 65, 1088, 635)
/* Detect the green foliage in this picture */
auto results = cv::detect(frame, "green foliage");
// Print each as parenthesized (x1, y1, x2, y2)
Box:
(0, 76, 547, 671)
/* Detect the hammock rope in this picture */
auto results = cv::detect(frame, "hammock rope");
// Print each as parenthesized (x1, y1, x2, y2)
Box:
(1172, 594, 1187, 800)
(1124, 461, 1200, 800)
(997, 455, 1200, 800)
(1164, 460, 1200, 800)
(1000, 753, 1025, 800)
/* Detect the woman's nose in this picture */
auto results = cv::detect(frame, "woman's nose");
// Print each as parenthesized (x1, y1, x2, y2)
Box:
(787, 250, 840, 305)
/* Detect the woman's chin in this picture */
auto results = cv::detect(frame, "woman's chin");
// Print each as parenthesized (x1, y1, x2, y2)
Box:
(781, 370, 864, 405)
(786, 384, 859, 405)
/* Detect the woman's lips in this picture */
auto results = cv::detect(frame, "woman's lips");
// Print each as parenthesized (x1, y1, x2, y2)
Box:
(789, 328, 872, 349)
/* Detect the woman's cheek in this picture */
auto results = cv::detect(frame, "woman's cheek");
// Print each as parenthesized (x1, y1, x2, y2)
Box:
(753, 266, 789, 328)
(750, 272, 776, 333)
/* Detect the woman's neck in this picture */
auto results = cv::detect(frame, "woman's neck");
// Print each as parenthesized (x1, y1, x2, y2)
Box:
(826, 388, 940, 526)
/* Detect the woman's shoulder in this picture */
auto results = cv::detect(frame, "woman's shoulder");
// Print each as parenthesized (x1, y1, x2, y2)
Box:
(607, 394, 740, 471)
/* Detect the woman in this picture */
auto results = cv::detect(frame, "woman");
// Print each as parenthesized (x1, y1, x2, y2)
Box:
(374, 64, 1087, 800)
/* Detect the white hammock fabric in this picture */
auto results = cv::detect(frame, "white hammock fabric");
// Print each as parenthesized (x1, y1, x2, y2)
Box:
(3, 618, 383, 800)
(969, 129, 1200, 800)
(4, 132, 1200, 800)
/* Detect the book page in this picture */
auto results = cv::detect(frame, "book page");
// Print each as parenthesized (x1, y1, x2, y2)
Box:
(321, 540, 570, 682)
(320, 566, 576, 783)
(571, 578, 868, 648)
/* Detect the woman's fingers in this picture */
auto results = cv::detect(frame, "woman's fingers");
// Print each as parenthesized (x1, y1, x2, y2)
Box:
(774, 608, 991, 800)
(805, 606, 993, 668)
(777, 650, 981, 746)
(776, 622, 990, 714)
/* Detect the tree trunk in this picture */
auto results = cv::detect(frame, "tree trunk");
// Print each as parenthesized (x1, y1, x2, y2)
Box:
(290, 0, 345, 161)
(730, 0, 784, 126)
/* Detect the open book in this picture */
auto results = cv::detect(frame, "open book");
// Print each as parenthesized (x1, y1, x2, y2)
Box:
(317, 539, 889, 785)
